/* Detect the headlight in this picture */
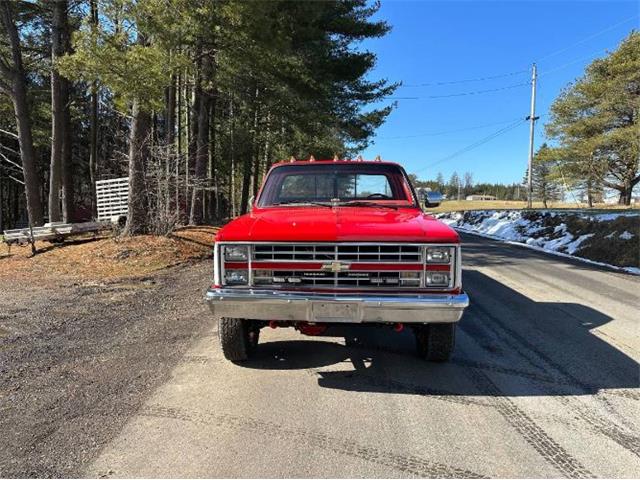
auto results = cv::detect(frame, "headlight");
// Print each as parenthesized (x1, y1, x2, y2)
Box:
(425, 271, 450, 287)
(426, 247, 451, 263)
(224, 269, 248, 285)
(223, 245, 249, 261)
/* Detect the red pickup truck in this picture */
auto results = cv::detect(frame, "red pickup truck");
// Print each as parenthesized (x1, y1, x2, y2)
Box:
(206, 158, 468, 362)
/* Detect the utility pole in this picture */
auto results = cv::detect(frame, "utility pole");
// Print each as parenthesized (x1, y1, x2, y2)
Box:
(526, 63, 539, 209)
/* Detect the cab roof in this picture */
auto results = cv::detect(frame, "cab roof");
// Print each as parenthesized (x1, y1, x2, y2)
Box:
(271, 157, 401, 168)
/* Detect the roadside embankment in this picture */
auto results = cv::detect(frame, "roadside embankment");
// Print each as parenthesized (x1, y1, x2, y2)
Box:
(436, 210, 640, 274)
(0, 226, 217, 282)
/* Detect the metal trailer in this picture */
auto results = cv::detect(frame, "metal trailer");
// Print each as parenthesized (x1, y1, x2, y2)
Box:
(2, 177, 129, 246)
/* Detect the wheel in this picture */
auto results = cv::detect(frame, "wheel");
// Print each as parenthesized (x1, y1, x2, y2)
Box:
(415, 323, 456, 362)
(218, 318, 259, 362)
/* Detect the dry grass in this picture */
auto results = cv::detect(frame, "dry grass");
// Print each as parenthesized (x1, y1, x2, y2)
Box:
(429, 200, 637, 213)
(0, 226, 217, 282)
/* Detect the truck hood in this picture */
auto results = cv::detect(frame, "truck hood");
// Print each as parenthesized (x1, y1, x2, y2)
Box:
(216, 207, 459, 243)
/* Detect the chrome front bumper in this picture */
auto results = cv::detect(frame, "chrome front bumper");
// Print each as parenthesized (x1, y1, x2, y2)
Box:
(205, 289, 469, 324)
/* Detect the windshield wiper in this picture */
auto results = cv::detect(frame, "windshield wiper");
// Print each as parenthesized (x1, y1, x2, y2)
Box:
(337, 201, 399, 210)
(272, 200, 333, 208)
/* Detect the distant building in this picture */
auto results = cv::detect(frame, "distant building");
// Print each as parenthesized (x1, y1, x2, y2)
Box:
(466, 195, 496, 201)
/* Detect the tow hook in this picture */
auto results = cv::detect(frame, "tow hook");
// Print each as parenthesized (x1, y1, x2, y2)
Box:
(296, 322, 328, 336)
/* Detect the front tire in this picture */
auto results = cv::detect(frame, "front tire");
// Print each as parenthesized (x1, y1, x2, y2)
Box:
(218, 318, 259, 362)
(415, 323, 456, 362)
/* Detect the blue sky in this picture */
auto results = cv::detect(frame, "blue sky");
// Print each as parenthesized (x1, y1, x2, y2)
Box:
(360, 0, 638, 184)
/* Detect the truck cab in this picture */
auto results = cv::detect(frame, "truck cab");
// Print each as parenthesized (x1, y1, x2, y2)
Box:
(206, 158, 468, 362)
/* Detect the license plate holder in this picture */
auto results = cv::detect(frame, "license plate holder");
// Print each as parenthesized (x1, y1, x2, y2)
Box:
(311, 302, 359, 323)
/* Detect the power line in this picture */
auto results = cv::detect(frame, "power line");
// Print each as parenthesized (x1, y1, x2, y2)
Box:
(402, 69, 529, 87)
(415, 119, 527, 173)
(537, 45, 615, 77)
(536, 16, 636, 63)
(378, 118, 523, 139)
(423, 81, 530, 98)
(386, 81, 530, 101)
(401, 16, 634, 91)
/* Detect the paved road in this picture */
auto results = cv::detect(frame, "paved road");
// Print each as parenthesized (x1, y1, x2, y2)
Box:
(1, 234, 639, 477)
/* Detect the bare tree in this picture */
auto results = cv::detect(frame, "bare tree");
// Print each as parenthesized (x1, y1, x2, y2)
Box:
(0, 0, 44, 226)
(88, 0, 99, 218)
(49, 0, 73, 223)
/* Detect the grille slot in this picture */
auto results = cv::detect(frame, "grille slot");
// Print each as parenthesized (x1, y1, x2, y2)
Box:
(253, 244, 422, 263)
(256, 270, 421, 288)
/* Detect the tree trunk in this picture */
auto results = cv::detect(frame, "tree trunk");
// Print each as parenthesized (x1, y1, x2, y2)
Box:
(207, 92, 217, 223)
(0, 1, 44, 226)
(0, 174, 4, 232)
(618, 187, 632, 206)
(176, 70, 182, 218)
(189, 57, 211, 225)
(240, 87, 259, 214)
(88, 0, 99, 218)
(49, 0, 73, 223)
(165, 75, 176, 146)
(229, 98, 236, 217)
(61, 84, 73, 222)
(124, 100, 151, 235)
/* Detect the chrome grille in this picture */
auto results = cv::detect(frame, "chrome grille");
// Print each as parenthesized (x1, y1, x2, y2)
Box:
(253, 270, 422, 288)
(253, 244, 422, 262)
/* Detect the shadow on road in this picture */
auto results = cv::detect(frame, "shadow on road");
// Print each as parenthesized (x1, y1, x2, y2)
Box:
(242, 270, 639, 398)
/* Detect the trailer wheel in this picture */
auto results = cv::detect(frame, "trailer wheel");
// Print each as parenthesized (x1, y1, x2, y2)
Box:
(415, 323, 456, 362)
(218, 318, 259, 362)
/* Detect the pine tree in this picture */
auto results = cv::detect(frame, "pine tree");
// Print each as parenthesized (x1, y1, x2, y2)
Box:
(546, 32, 639, 205)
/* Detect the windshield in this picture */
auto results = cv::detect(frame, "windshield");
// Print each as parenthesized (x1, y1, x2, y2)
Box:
(257, 163, 417, 207)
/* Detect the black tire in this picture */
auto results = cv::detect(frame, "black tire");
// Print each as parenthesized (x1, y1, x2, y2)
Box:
(415, 323, 456, 362)
(218, 318, 259, 362)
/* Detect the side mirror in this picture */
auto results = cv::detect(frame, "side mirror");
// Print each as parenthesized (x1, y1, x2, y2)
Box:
(422, 191, 443, 208)
(248, 195, 255, 212)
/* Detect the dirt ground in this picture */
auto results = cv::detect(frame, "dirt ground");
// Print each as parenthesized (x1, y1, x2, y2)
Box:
(0, 226, 217, 281)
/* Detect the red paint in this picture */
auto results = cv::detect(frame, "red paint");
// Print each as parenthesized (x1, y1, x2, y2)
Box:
(297, 323, 328, 336)
(217, 159, 459, 244)
(224, 261, 450, 272)
(426, 264, 451, 271)
(216, 160, 460, 294)
(216, 207, 459, 244)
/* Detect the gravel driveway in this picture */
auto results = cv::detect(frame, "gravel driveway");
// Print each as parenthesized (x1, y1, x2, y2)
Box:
(1, 235, 639, 477)
(0, 263, 212, 477)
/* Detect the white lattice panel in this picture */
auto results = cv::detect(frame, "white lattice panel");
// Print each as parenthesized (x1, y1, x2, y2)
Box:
(96, 177, 129, 221)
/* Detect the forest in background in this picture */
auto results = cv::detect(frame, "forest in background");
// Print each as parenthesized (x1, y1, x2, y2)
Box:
(0, 0, 397, 233)
(1, 1, 638, 236)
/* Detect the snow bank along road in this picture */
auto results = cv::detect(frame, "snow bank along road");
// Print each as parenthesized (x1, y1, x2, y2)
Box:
(1, 234, 639, 477)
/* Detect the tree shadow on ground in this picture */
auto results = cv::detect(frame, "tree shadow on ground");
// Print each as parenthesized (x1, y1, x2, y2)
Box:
(242, 270, 639, 398)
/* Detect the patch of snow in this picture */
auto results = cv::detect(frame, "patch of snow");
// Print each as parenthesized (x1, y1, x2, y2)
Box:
(605, 231, 617, 239)
(619, 230, 635, 240)
(443, 208, 638, 275)
(455, 227, 639, 276)
(565, 234, 594, 254)
(590, 212, 640, 221)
